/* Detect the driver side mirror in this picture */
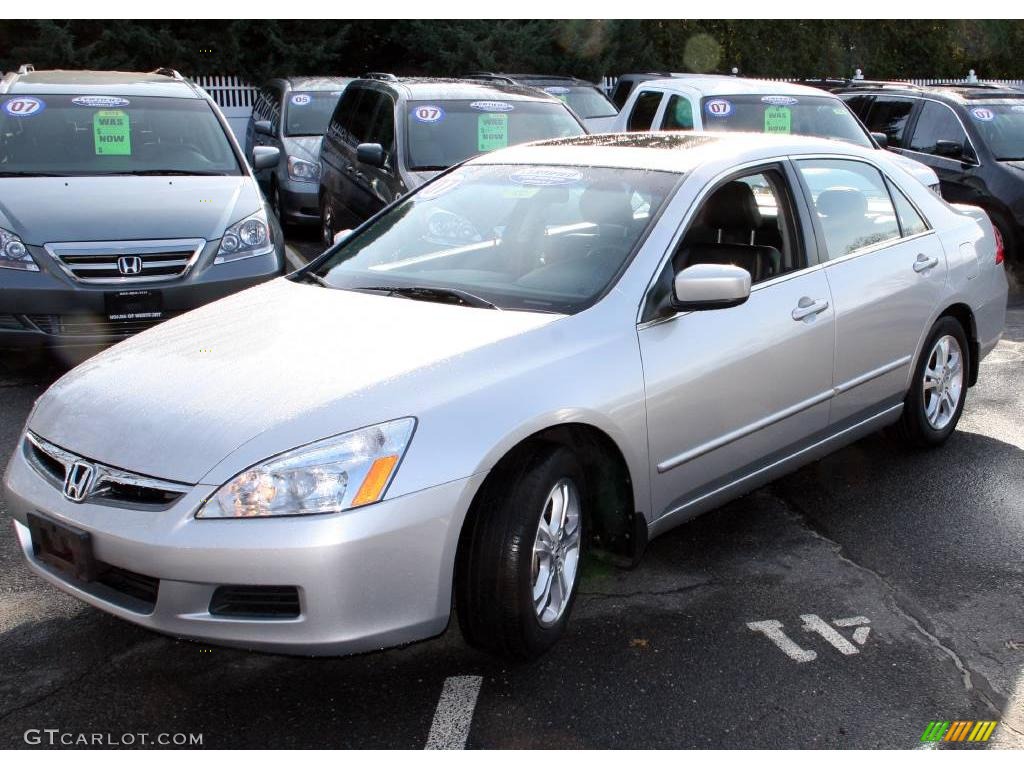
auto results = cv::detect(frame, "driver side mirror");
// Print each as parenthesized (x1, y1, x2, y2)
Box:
(254, 119, 273, 137)
(870, 131, 888, 148)
(251, 146, 280, 171)
(672, 263, 751, 312)
(357, 142, 386, 168)
(934, 139, 966, 159)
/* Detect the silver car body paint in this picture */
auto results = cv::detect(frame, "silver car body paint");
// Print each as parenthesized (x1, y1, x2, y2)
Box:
(5, 133, 1008, 654)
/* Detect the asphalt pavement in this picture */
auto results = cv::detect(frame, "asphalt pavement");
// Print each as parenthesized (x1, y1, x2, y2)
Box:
(0, 280, 1020, 749)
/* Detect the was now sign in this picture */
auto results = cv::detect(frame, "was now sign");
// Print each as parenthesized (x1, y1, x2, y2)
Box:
(93, 110, 131, 156)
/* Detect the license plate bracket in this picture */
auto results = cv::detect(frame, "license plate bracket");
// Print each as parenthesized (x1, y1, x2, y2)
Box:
(27, 513, 98, 581)
(104, 289, 163, 322)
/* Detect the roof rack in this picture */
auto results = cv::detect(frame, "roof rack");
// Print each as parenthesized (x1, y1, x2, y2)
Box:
(363, 72, 398, 82)
(152, 67, 184, 80)
(17, 63, 35, 74)
(926, 81, 1003, 89)
(464, 72, 518, 85)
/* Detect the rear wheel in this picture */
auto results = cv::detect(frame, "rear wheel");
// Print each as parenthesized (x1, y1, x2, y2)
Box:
(896, 316, 969, 447)
(320, 194, 335, 248)
(456, 445, 586, 660)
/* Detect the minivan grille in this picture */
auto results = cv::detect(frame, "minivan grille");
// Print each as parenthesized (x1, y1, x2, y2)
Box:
(25, 314, 177, 338)
(44, 239, 205, 284)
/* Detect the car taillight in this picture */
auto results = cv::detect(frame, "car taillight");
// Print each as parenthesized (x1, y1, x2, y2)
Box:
(992, 223, 1005, 265)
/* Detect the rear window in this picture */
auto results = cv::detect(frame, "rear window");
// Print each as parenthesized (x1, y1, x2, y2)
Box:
(285, 90, 346, 136)
(700, 94, 873, 147)
(0, 94, 241, 176)
(405, 99, 584, 171)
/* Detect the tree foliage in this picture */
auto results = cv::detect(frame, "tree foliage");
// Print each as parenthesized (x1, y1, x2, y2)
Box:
(1, 19, 1022, 83)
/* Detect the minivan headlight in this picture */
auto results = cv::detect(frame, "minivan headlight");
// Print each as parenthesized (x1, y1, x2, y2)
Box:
(215, 211, 274, 264)
(198, 418, 416, 518)
(287, 156, 320, 182)
(0, 227, 38, 272)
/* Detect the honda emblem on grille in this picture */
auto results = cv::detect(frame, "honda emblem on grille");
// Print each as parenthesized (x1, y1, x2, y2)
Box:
(116, 255, 143, 276)
(63, 461, 95, 502)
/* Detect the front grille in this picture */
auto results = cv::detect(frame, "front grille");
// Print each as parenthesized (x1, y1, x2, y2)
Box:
(44, 239, 205, 284)
(24, 432, 191, 510)
(209, 586, 301, 619)
(96, 564, 160, 609)
(25, 314, 175, 338)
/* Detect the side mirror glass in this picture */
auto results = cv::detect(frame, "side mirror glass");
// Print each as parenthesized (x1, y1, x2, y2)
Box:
(333, 228, 353, 246)
(672, 263, 751, 312)
(254, 119, 273, 137)
(356, 142, 386, 168)
(252, 146, 281, 171)
(934, 139, 965, 159)
(870, 131, 888, 148)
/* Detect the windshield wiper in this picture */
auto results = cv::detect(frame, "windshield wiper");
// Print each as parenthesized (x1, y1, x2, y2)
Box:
(357, 285, 499, 310)
(0, 171, 65, 177)
(410, 165, 449, 172)
(99, 169, 230, 176)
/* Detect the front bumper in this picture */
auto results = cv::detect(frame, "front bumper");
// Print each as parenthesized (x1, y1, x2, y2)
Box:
(4, 438, 483, 655)
(279, 179, 320, 223)
(0, 243, 283, 348)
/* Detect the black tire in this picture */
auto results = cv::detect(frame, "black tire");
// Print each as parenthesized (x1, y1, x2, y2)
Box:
(270, 179, 286, 231)
(320, 194, 335, 249)
(896, 316, 970, 448)
(456, 444, 586, 660)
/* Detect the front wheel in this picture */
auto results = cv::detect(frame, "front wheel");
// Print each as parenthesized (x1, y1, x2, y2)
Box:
(896, 316, 970, 447)
(456, 445, 586, 660)
(320, 194, 335, 248)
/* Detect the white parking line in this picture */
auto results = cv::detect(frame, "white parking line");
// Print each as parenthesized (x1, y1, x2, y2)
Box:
(425, 675, 483, 750)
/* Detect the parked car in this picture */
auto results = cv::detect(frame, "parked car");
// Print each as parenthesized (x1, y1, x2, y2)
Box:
(317, 74, 586, 246)
(467, 73, 618, 131)
(244, 76, 352, 227)
(0, 68, 285, 349)
(6, 132, 1006, 660)
(836, 81, 1024, 268)
(609, 72, 684, 110)
(614, 75, 941, 193)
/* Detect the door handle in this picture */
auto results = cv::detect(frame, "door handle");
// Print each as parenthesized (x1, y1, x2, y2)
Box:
(913, 253, 939, 273)
(791, 296, 830, 321)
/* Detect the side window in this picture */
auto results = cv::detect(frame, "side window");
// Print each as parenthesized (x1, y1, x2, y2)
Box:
(611, 80, 634, 110)
(887, 180, 929, 236)
(796, 159, 901, 259)
(348, 89, 379, 146)
(864, 97, 915, 148)
(330, 86, 364, 145)
(269, 89, 282, 134)
(366, 95, 396, 158)
(908, 101, 969, 157)
(661, 94, 694, 131)
(627, 90, 663, 131)
(842, 94, 872, 120)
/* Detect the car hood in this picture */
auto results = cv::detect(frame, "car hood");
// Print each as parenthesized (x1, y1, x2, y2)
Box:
(0, 176, 260, 245)
(282, 135, 322, 163)
(29, 278, 561, 484)
(889, 152, 940, 188)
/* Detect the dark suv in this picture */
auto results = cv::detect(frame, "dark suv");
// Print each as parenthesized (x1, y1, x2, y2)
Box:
(838, 82, 1024, 268)
(317, 75, 586, 245)
(244, 76, 352, 228)
(467, 73, 618, 131)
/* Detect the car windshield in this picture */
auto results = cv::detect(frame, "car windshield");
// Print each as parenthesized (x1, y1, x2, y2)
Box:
(295, 164, 678, 314)
(285, 90, 346, 136)
(965, 101, 1024, 160)
(0, 94, 241, 176)
(405, 100, 585, 171)
(700, 94, 873, 147)
(537, 85, 618, 119)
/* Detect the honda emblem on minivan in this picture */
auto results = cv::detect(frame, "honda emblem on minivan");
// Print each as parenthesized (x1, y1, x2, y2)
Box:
(117, 255, 143, 276)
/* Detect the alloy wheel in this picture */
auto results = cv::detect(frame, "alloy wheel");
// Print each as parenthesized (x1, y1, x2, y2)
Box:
(531, 478, 582, 627)
(923, 334, 964, 430)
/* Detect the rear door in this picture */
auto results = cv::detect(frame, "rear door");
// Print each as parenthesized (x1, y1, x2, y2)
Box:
(656, 92, 697, 131)
(793, 157, 946, 425)
(625, 89, 665, 131)
(903, 100, 980, 204)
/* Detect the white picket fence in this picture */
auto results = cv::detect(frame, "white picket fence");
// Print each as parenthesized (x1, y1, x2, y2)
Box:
(190, 74, 259, 142)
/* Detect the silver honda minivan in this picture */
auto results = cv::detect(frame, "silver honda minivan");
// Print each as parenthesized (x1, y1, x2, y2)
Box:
(0, 68, 285, 348)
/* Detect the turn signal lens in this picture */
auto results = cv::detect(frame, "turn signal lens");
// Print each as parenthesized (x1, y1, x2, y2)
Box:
(352, 455, 400, 507)
(993, 224, 1005, 265)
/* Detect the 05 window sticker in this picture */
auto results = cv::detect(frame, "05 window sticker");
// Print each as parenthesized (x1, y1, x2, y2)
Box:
(412, 105, 445, 123)
(290, 94, 311, 106)
(705, 99, 732, 118)
(2, 97, 46, 117)
(971, 107, 995, 121)
(72, 96, 130, 108)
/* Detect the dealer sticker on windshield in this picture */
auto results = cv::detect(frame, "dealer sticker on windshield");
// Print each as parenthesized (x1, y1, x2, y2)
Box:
(478, 113, 509, 152)
(2, 96, 45, 117)
(72, 96, 130, 108)
(412, 105, 445, 123)
(290, 94, 311, 106)
(93, 109, 131, 156)
(971, 107, 995, 121)
(761, 95, 798, 106)
(544, 87, 571, 95)
(764, 106, 792, 134)
(470, 100, 515, 112)
(705, 99, 732, 118)
(510, 167, 583, 187)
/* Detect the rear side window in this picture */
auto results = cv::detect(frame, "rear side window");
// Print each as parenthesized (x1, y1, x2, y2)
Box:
(796, 159, 901, 259)
(887, 181, 929, 236)
(348, 89, 380, 146)
(610, 80, 635, 110)
(627, 90, 663, 131)
(661, 95, 694, 130)
(908, 101, 969, 157)
(327, 86, 361, 146)
(864, 97, 916, 148)
(842, 94, 873, 119)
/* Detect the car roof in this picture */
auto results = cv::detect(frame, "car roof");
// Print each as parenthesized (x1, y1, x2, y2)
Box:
(465, 131, 878, 174)
(481, 74, 597, 88)
(836, 83, 1024, 102)
(352, 76, 564, 103)
(0, 69, 202, 98)
(273, 76, 353, 91)
(635, 75, 838, 99)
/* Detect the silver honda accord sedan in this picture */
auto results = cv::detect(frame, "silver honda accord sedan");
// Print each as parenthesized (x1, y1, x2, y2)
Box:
(4, 133, 1008, 660)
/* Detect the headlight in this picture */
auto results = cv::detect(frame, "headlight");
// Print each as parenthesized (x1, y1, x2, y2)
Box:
(215, 210, 274, 264)
(287, 156, 320, 182)
(0, 227, 38, 272)
(197, 418, 416, 519)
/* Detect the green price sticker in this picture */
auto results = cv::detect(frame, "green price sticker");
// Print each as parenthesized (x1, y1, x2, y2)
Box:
(764, 106, 791, 134)
(478, 113, 508, 152)
(93, 109, 131, 155)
